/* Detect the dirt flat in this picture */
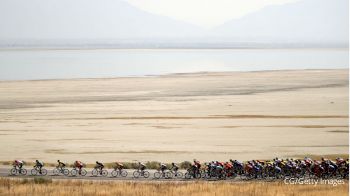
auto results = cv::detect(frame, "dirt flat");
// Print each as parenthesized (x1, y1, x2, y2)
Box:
(0, 69, 348, 162)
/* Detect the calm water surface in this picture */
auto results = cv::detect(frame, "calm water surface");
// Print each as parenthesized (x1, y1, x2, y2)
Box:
(0, 48, 348, 80)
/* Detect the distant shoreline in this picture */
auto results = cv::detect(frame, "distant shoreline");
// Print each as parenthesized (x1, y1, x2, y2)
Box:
(0, 47, 348, 51)
(0, 68, 348, 83)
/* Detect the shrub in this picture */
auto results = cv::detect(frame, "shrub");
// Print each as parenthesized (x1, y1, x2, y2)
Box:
(122, 162, 138, 169)
(180, 161, 192, 169)
(146, 161, 160, 169)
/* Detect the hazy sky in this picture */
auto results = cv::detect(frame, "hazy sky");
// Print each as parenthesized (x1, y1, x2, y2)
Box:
(125, 0, 300, 28)
(0, 0, 347, 43)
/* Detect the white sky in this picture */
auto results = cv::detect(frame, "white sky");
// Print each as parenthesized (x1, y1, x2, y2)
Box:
(124, 0, 300, 28)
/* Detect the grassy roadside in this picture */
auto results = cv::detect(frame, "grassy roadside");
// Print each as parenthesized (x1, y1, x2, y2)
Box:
(0, 177, 348, 196)
(0, 154, 348, 170)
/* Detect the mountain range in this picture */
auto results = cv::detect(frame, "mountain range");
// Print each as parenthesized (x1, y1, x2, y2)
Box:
(0, 0, 348, 48)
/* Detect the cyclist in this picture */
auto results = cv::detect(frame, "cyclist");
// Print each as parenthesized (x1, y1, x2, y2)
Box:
(138, 162, 146, 172)
(159, 163, 167, 177)
(74, 160, 84, 175)
(13, 160, 24, 170)
(252, 160, 263, 178)
(273, 163, 282, 178)
(336, 157, 345, 166)
(215, 161, 224, 178)
(245, 161, 254, 174)
(170, 163, 179, 172)
(230, 159, 243, 174)
(115, 161, 124, 170)
(34, 160, 44, 174)
(57, 160, 66, 168)
(95, 161, 104, 174)
(193, 159, 201, 176)
(224, 162, 233, 176)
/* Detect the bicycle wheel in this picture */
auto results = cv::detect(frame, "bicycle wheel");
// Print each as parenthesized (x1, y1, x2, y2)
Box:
(199, 170, 205, 178)
(81, 169, 87, 176)
(133, 170, 140, 178)
(31, 169, 38, 176)
(154, 171, 161, 179)
(63, 169, 70, 176)
(71, 169, 77, 176)
(231, 172, 237, 179)
(239, 172, 248, 180)
(143, 171, 150, 178)
(195, 172, 201, 179)
(167, 172, 174, 179)
(91, 169, 99, 177)
(165, 172, 172, 179)
(53, 168, 60, 175)
(41, 169, 48, 176)
(111, 170, 118, 177)
(185, 172, 192, 179)
(120, 170, 128, 177)
(20, 168, 27, 175)
(101, 170, 108, 177)
(10, 168, 17, 175)
(176, 171, 183, 178)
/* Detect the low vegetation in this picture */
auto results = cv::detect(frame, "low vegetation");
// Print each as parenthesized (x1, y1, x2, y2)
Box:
(0, 178, 347, 196)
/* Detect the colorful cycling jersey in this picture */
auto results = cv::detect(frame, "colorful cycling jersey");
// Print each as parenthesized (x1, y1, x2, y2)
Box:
(14, 160, 23, 165)
(75, 161, 84, 167)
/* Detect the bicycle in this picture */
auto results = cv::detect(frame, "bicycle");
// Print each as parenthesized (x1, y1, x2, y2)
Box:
(31, 166, 47, 176)
(111, 168, 128, 177)
(154, 169, 171, 179)
(167, 169, 183, 179)
(53, 166, 70, 176)
(10, 165, 27, 176)
(133, 169, 150, 178)
(91, 167, 108, 177)
(185, 168, 201, 179)
(204, 167, 226, 180)
(71, 167, 87, 176)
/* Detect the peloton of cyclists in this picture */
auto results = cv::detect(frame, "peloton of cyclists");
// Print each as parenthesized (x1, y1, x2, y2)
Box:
(7, 157, 348, 179)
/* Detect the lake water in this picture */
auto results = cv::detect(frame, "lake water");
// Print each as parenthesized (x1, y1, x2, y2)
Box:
(0, 48, 348, 80)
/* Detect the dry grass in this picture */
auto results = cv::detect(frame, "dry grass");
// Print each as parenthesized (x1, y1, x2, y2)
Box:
(0, 178, 348, 196)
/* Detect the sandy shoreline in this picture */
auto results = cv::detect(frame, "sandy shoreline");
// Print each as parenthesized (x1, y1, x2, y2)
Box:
(0, 69, 348, 162)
